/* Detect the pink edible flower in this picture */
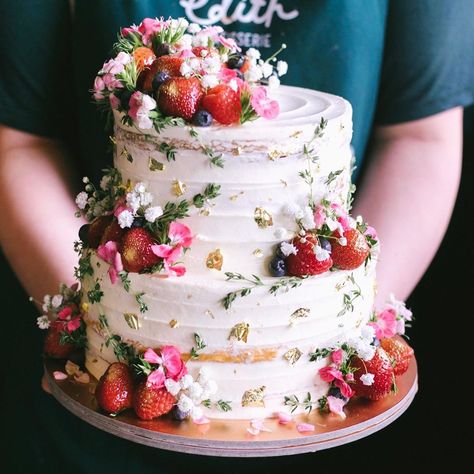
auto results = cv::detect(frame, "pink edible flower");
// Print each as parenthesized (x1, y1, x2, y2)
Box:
(57, 306, 73, 320)
(113, 202, 131, 218)
(160, 345, 188, 381)
(138, 18, 166, 45)
(331, 349, 344, 366)
(247, 419, 271, 435)
(109, 93, 120, 109)
(128, 91, 157, 130)
(147, 367, 166, 389)
(53, 371, 68, 381)
(197, 26, 224, 41)
(143, 347, 161, 364)
(121, 24, 140, 37)
(178, 49, 196, 59)
(250, 86, 280, 119)
(102, 73, 123, 91)
(327, 395, 347, 419)
(313, 204, 326, 229)
(276, 412, 292, 424)
(369, 308, 398, 339)
(331, 203, 351, 231)
(296, 423, 315, 433)
(334, 379, 355, 399)
(97, 241, 123, 284)
(193, 416, 210, 425)
(319, 366, 344, 383)
(219, 67, 238, 83)
(93, 76, 105, 100)
(364, 225, 378, 240)
(66, 316, 81, 333)
(218, 35, 241, 52)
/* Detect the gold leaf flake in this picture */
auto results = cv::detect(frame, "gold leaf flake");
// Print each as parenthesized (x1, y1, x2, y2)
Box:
(267, 149, 287, 160)
(74, 372, 90, 384)
(109, 136, 117, 145)
(169, 319, 179, 328)
(252, 249, 264, 258)
(81, 302, 89, 313)
(283, 348, 302, 365)
(199, 208, 211, 216)
(65, 360, 81, 376)
(254, 207, 273, 228)
(241, 386, 266, 407)
(229, 191, 244, 201)
(206, 249, 223, 271)
(290, 130, 303, 138)
(228, 322, 250, 343)
(148, 157, 165, 171)
(232, 147, 242, 156)
(124, 313, 140, 330)
(171, 180, 187, 197)
(280, 179, 288, 187)
(289, 308, 310, 325)
(121, 147, 133, 163)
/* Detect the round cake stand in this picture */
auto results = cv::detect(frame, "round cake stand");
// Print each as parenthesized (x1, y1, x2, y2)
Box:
(44, 357, 417, 457)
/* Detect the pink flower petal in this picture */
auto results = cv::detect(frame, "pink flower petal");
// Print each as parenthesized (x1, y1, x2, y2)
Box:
(178, 49, 196, 58)
(57, 306, 73, 320)
(297, 423, 315, 433)
(327, 395, 347, 419)
(108, 266, 118, 285)
(169, 222, 193, 247)
(250, 419, 271, 432)
(167, 264, 186, 277)
(193, 416, 210, 425)
(53, 371, 68, 380)
(67, 317, 81, 333)
(276, 412, 292, 424)
(319, 366, 344, 382)
(331, 349, 344, 366)
(334, 379, 355, 399)
(147, 369, 165, 389)
(143, 348, 162, 364)
(114, 251, 123, 273)
(247, 427, 261, 436)
(151, 244, 174, 259)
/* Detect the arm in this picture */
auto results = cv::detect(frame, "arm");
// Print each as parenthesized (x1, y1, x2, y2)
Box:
(353, 107, 463, 305)
(0, 126, 85, 303)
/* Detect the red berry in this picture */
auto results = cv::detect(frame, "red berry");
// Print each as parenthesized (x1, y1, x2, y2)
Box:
(286, 234, 333, 276)
(191, 46, 218, 58)
(120, 227, 161, 273)
(133, 381, 176, 420)
(158, 77, 203, 121)
(43, 321, 75, 359)
(133, 46, 156, 71)
(100, 218, 125, 246)
(380, 337, 414, 376)
(351, 347, 395, 401)
(331, 228, 370, 270)
(88, 215, 113, 249)
(201, 84, 242, 125)
(95, 362, 134, 414)
(138, 55, 184, 92)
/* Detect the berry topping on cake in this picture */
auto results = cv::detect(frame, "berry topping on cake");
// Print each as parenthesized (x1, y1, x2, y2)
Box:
(380, 337, 414, 376)
(87, 215, 113, 249)
(202, 84, 242, 125)
(139, 56, 184, 92)
(192, 109, 213, 127)
(95, 362, 135, 414)
(151, 71, 170, 92)
(269, 257, 286, 277)
(133, 46, 156, 71)
(158, 77, 203, 121)
(43, 321, 75, 359)
(133, 382, 176, 420)
(120, 227, 161, 273)
(350, 347, 395, 401)
(100, 218, 125, 245)
(331, 228, 370, 270)
(286, 235, 333, 276)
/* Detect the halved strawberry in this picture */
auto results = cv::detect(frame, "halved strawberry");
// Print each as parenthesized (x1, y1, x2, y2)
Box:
(95, 362, 135, 414)
(100, 218, 125, 246)
(133, 46, 156, 71)
(88, 215, 113, 249)
(331, 228, 370, 270)
(380, 337, 414, 376)
(201, 84, 242, 125)
(43, 321, 75, 359)
(192, 46, 217, 58)
(138, 55, 184, 92)
(133, 381, 176, 420)
(158, 77, 203, 121)
(120, 227, 160, 273)
(286, 234, 333, 276)
(351, 347, 395, 401)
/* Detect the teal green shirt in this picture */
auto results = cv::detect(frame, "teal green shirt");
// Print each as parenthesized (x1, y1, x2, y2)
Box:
(1, 1, 473, 472)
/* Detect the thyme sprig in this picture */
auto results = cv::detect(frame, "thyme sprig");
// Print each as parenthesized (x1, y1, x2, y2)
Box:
(189, 128, 225, 168)
(337, 273, 362, 317)
(98, 313, 136, 363)
(158, 141, 177, 162)
(284, 392, 318, 414)
(192, 183, 221, 208)
(190, 333, 207, 359)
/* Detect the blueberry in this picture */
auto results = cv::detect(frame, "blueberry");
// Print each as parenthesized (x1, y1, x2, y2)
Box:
(131, 216, 145, 228)
(192, 109, 213, 127)
(269, 257, 286, 277)
(319, 237, 332, 253)
(172, 406, 189, 421)
(328, 386, 349, 403)
(154, 42, 171, 57)
(78, 224, 90, 245)
(119, 89, 133, 109)
(276, 246, 286, 260)
(152, 72, 170, 92)
(227, 53, 245, 69)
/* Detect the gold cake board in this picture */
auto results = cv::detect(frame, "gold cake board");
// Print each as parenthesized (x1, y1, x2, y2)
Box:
(44, 356, 417, 457)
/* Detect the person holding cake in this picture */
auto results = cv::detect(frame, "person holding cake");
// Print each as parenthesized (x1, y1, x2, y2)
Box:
(0, 1, 473, 472)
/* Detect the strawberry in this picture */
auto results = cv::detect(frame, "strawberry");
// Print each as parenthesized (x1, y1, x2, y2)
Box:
(158, 77, 203, 121)
(286, 234, 333, 276)
(133, 381, 176, 420)
(100, 218, 125, 245)
(87, 215, 113, 249)
(120, 227, 160, 273)
(201, 84, 242, 125)
(95, 362, 134, 414)
(351, 347, 395, 401)
(330, 228, 370, 270)
(192, 46, 217, 58)
(133, 46, 156, 71)
(138, 55, 184, 92)
(43, 321, 75, 359)
(380, 337, 414, 376)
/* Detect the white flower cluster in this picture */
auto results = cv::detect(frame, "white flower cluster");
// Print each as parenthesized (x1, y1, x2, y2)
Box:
(387, 293, 413, 335)
(120, 182, 163, 229)
(313, 245, 330, 262)
(243, 46, 288, 89)
(36, 315, 51, 330)
(348, 325, 377, 361)
(280, 241, 298, 257)
(284, 204, 316, 230)
(164, 367, 218, 420)
(37, 284, 79, 329)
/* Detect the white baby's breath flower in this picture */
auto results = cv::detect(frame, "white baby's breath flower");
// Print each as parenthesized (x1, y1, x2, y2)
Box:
(126, 192, 141, 213)
(190, 405, 203, 420)
(301, 206, 316, 229)
(92, 204, 105, 217)
(276, 60, 288, 76)
(197, 367, 210, 383)
(360, 324, 376, 342)
(189, 57, 201, 70)
(357, 343, 376, 362)
(314, 245, 330, 262)
(82, 176, 89, 184)
(284, 203, 302, 218)
(260, 61, 273, 79)
(273, 227, 287, 239)
(192, 34, 210, 47)
(100, 175, 112, 190)
(36, 315, 50, 330)
(75, 192, 88, 210)
(201, 74, 219, 89)
(202, 56, 221, 74)
(187, 23, 201, 34)
(267, 75, 280, 89)
(338, 237, 347, 246)
(144, 206, 163, 222)
(360, 373, 375, 386)
(188, 382, 204, 401)
(134, 182, 147, 194)
(51, 294, 63, 308)
(164, 378, 181, 396)
(280, 242, 298, 257)
(245, 64, 263, 82)
(117, 210, 134, 228)
(246, 48, 261, 61)
(179, 34, 193, 49)
(220, 53, 229, 63)
(180, 374, 194, 389)
(203, 379, 218, 395)
(387, 293, 413, 321)
(170, 17, 189, 31)
(139, 192, 153, 207)
(180, 61, 193, 77)
(228, 79, 238, 92)
(177, 393, 194, 413)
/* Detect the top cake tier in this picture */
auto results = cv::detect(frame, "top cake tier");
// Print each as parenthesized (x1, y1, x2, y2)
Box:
(113, 85, 353, 277)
